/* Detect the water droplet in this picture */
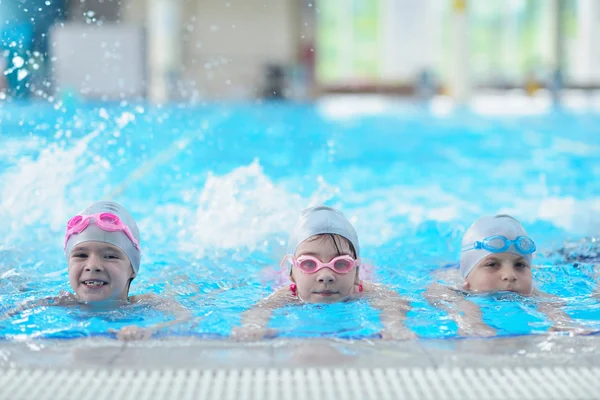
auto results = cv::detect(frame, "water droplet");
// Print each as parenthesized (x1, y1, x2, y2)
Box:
(12, 56, 24, 68)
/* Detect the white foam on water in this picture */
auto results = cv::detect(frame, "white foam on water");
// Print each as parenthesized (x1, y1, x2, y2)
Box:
(352, 186, 600, 240)
(0, 136, 46, 158)
(1, 128, 598, 255)
(2, 140, 596, 254)
(115, 111, 135, 129)
(176, 160, 338, 256)
(344, 185, 481, 247)
(0, 130, 107, 242)
(550, 137, 600, 157)
(138, 157, 600, 257)
(502, 196, 600, 235)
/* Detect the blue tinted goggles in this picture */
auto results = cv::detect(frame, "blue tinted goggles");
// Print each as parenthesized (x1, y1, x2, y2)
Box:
(461, 235, 536, 255)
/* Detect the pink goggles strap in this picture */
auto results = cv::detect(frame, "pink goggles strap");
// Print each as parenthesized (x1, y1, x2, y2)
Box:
(64, 213, 140, 250)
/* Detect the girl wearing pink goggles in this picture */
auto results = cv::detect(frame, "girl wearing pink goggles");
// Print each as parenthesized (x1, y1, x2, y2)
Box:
(232, 205, 414, 341)
(3, 201, 191, 341)
(65, 212, 141, 252)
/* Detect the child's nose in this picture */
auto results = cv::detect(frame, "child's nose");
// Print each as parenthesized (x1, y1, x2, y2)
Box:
(85, 254, 105, 272)
(501, 267, 517, 282)
(317, 269, 336, 284)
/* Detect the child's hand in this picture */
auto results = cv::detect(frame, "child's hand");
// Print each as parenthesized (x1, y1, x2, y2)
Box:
(548, 324, 599, 336)
(110, 326, 153, 341)
(230, 325, 278, 341)
(53, 291, 78, 306)
(457, 315, 496, 337)
(457, 323, 496, 338)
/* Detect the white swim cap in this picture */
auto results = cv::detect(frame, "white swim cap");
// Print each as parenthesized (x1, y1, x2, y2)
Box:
(64, 201, 141, 274)
(459, 215, 533, 278)
(287, 205, 360, 257)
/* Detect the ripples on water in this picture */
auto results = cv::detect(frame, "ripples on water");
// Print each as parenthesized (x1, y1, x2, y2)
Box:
(1, 100, 599, 339)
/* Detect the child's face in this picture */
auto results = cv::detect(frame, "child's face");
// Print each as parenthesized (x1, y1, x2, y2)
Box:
(291, 235, 359, 303)
(464, 253, 532, 295)
(68, 241, 135, 303)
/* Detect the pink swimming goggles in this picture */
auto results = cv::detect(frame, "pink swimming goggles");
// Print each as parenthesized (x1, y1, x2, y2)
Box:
(282, 255, 360, 274)
(64, 212, 141, 250)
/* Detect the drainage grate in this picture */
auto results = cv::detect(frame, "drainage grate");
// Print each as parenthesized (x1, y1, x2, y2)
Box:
(1, 367, 599, 400)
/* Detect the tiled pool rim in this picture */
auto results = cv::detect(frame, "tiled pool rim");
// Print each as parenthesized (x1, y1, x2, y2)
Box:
(2, 336, 600, 399)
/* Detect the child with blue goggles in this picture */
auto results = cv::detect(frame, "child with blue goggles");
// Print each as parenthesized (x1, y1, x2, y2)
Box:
(459, 215, 536, 294)
(426, 215, 590, 337)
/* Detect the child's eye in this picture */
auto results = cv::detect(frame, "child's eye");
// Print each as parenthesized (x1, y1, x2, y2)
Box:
(298, 259, 317, 270)
(515, 262, 528, 269)
(485, 262, 499, 268)
(104, 254, 119, 260)
(72, 253, 88, 259)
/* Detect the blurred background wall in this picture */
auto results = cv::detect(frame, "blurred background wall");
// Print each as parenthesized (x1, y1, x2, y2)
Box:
(1, 0, 599, 102)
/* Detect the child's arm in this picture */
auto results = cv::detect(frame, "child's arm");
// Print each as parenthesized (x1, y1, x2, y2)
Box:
(592, 264, 600, 299)
(2, 299, 45, 319)
(534, 264, 600, 334)
(110, 294, 193, 341)
(230, 287, 294, 341)
(535, 290, 594, 334)
(365, 283, 415, 340)
(423, 281, 496, 337)
(1, 291, 77, 319)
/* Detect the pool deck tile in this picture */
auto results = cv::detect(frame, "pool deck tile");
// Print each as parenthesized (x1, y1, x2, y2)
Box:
(0, 335, 598, 370)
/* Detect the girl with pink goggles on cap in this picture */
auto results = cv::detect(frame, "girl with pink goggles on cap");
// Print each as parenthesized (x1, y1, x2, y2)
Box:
(231, 205, 414, 341)
(5, 201, 190, 341)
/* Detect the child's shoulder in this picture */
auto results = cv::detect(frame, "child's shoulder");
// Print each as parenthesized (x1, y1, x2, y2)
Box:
(259, 286, 298, 308)
(46, 290, 79, 306)
(269, 286, 297, 300)
(4, 291, 77, 317)
(129, 293, 162, 304)
(360, 282, 400, 300)
(129, 293, 190, 315)
(359, 281, 379, 294)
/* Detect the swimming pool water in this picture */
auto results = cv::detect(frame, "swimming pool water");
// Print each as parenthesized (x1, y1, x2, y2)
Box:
(1, 97, 599, 339)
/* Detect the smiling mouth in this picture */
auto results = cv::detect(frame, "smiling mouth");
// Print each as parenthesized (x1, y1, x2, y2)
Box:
(81, 280, 108, 287)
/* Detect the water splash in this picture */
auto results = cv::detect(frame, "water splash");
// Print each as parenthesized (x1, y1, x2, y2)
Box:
(178, 160, 338, 256)
(0, 129, 106, 242)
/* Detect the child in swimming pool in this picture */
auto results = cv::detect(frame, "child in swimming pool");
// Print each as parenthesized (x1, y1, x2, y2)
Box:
(425, 214, 586, 336)
(5, 201, 190, 340)
(231, 205, 414, 341)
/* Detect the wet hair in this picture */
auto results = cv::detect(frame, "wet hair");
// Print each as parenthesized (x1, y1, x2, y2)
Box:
(126, 276, 134, 297)
(306, 233, 358, 259)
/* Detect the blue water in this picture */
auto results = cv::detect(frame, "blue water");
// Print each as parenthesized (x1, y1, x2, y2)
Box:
(1, 98, 600, 340)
